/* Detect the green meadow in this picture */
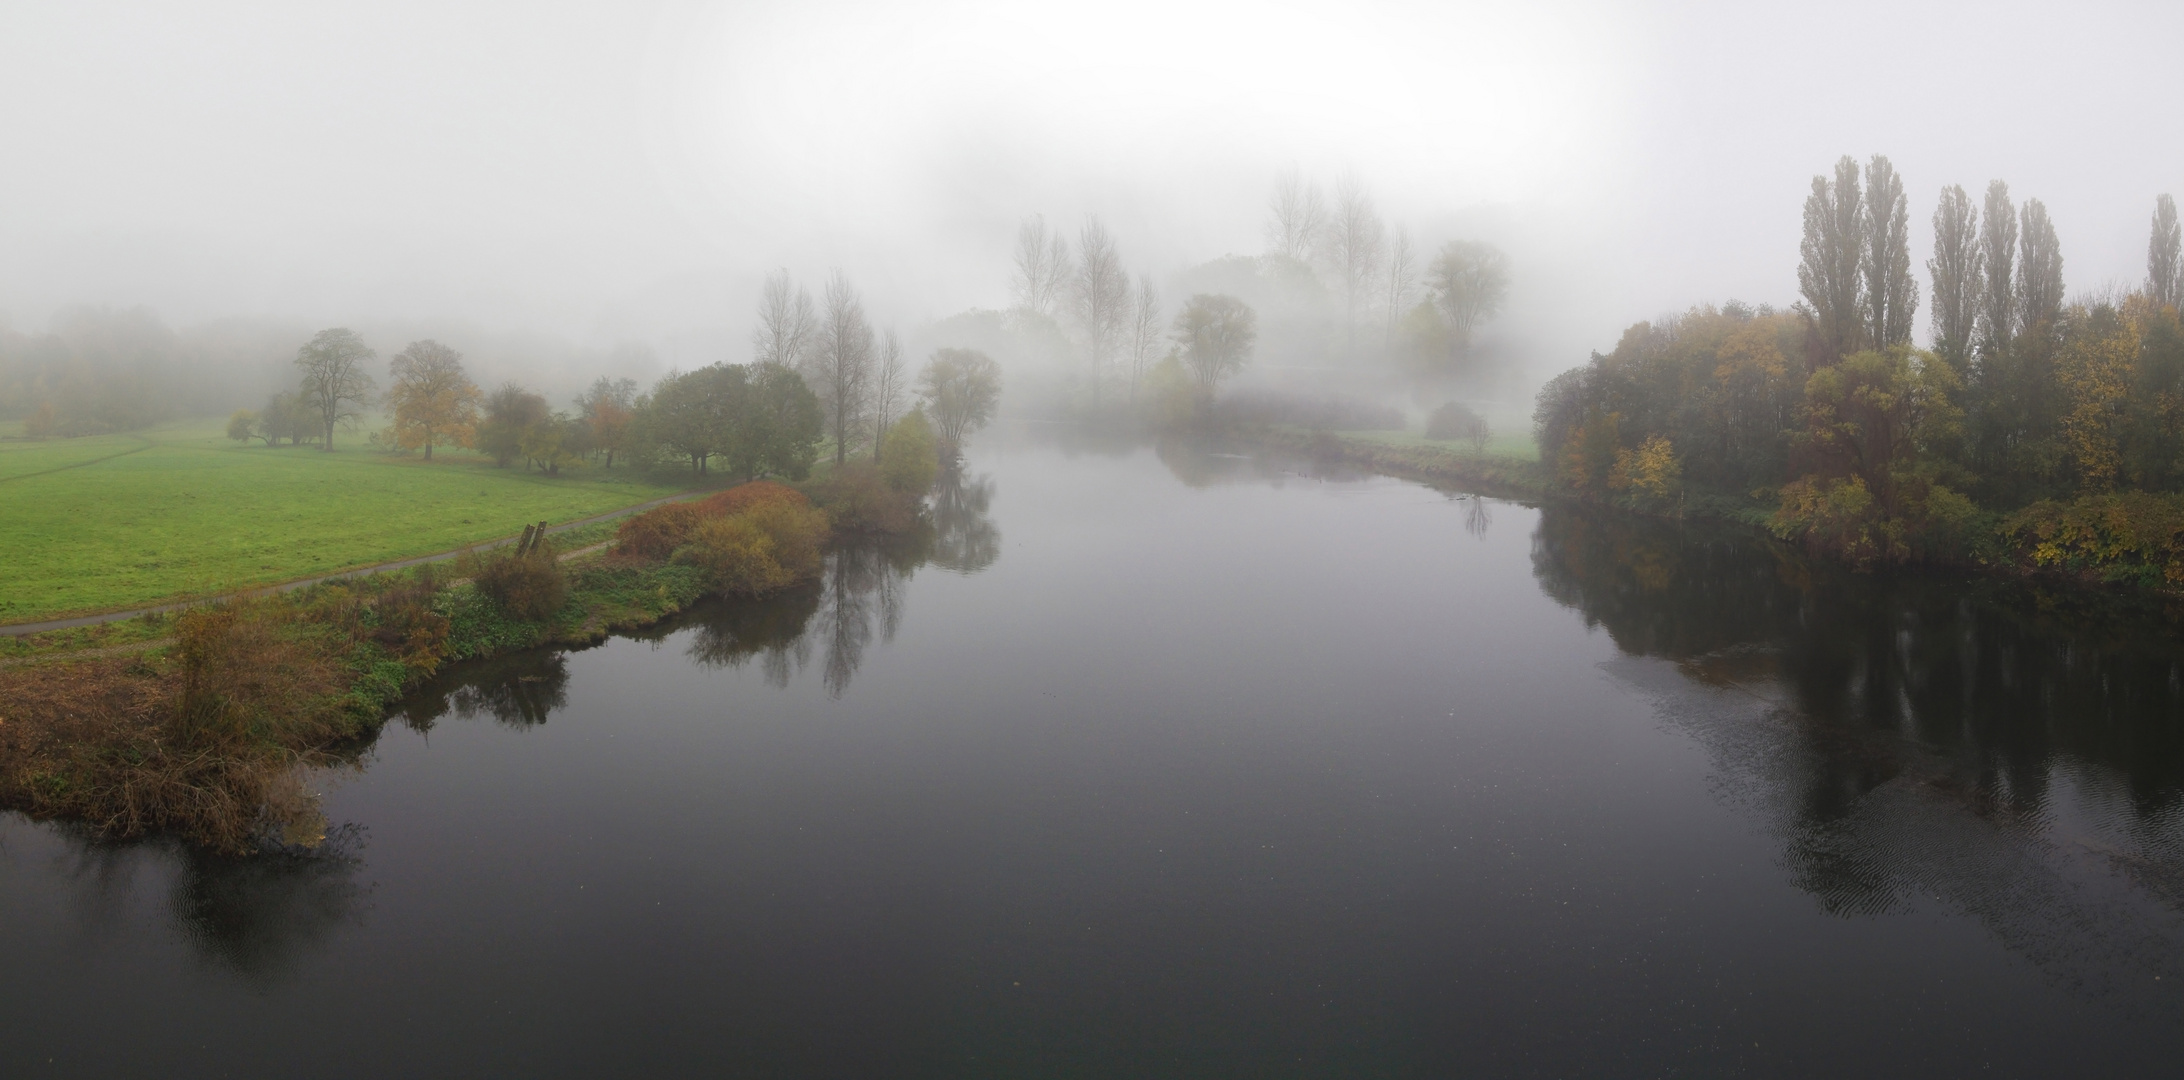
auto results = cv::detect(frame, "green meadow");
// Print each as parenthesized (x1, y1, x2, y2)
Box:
(0, 418, 690, 623)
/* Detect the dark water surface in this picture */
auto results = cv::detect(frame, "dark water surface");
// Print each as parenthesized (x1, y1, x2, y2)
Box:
(8, 434, 2184, 1077)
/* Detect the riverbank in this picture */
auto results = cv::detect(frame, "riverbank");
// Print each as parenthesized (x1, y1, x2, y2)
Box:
(1244, 425, 2184, 607)
(0, 470, 927, 852)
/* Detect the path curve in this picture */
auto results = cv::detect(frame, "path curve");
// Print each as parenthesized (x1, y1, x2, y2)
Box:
(0, 491, 703, 637)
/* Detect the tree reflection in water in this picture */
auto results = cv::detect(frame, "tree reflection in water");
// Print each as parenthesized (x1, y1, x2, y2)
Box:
(931, 466, 1000, 574)
(400, 651, 572, 732)
(47, 825, 373, 983)
(1532, 502, 2184, 1000)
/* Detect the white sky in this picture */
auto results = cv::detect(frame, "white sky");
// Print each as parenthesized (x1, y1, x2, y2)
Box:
(4, 0, 2182, 375)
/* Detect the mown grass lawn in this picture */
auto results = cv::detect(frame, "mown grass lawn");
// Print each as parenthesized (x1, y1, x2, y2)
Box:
(0, 418, 692, 623)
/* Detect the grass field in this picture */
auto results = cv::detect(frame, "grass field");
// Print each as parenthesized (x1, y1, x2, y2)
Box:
(0, 418, 692, 623)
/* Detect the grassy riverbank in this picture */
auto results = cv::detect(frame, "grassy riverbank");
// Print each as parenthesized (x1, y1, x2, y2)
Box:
(0, 417, 692, 624)
(0, 467, 926, 852)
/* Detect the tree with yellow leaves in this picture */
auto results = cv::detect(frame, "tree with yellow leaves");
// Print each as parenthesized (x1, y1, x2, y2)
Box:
(386, 339, 482, 461)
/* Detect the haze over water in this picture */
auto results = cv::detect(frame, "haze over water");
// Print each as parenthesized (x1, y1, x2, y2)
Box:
(4, 435, 2181, 1077)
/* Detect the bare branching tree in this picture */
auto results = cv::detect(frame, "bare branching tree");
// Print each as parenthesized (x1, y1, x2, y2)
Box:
(1072, 217, 1130, 405)
(1265, 169, 1326, 264)
(1862, 155, 1916, 348)
(1324, 174, 1385, 355)
(1978, 180, 2018, 357)
(753, 269, 817, 368)
(1797, 155, 1865, 360)
(1126, 274, 1163, 403)
(2149, 194, 2181, 311)
(1011, 214, 1071, 318)
(2015, 197, 2064, 335)
(1927, 184, 1982, 372)
(809, 271, 874, 465)
(871, 328, 906, 462)
(1383, 226, 1416, 353)
(295, 327, 376, 451)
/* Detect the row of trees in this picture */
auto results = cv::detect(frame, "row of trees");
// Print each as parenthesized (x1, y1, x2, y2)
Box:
(228, 299, 1009, 481)
(1008, 215, 1164, 404)
(1264, 171, 1510, 370)
(1537, 153, 2184, 564)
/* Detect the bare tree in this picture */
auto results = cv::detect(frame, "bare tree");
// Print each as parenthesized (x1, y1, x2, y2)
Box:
(1125, 274, 1163, 403)
(295, 327, 376, 451)
(1862, 155, 1917, 348)
(1927, 184, 1982, 372)
(2015, 197, 2064, 335)
(808, 271, 874, 465)
(1426, 241, 1510, 363)
(1383, 226, 1417, 353)
(753, 269, 816, 368)
(871, 328, 906, 462)
(1796, 155, 1865, 360)
(1978, 179, 2018, 357)
(2150, 194, 2182, 311)
(1072, 217, 1131, 405)
(1323, 174, 1385, 356)
(1011, 214, 1071, 318)
(1265, 169, 1326, 264)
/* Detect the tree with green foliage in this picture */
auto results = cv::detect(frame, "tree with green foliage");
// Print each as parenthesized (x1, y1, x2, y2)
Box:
(2149, 195, 2181, 312)
(294, 328, 375, 450)
(1928, 184, 1982, 372)
(478, 383, 549, 468)
(2015, 198, 2065, 336)
(1978, 180, 2018, 358)
(1425, 241, 1508, 366)
(1171, 294, 1256, 405)
(1862, 155, 1916, 349)
(1798, 156, 1865, 361)
(918, 348, 1002, 454)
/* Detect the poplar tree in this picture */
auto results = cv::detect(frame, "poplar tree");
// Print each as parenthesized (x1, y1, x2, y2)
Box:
(1797, 156, 1865, 360)
(810, 271, 874, 465)
(1927, 184, 1982, 371)
(2149, 194, 2182, 311)
(1977, 180, 2018, 357)
(1861, 155, 1916, 348)
(2015, 198, 2064, 335)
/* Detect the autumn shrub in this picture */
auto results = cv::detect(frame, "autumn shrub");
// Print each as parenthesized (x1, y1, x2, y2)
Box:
(880, 409, 939, 494)
(801, 463, 920, 534)
(2003, 491, 2184, 586)
(697, 479, 806, 517)
(616, 501, 709, 560)
(470, 545, 569, 620)
(671, 500, 828, 595)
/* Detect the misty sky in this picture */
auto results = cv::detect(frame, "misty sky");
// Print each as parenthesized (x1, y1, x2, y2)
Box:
(6, 0, 2183, 380)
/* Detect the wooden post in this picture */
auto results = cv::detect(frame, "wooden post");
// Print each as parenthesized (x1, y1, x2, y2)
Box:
(517, 524, 537, 555)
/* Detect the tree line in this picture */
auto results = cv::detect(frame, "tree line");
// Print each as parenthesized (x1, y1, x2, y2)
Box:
(1264, 170, 1509, 373)
(225, 272, 1009, 480)
(1536, 153, 2184, 565)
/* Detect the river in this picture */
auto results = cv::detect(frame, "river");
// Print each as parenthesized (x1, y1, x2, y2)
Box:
(5, 430, 2184, 1077)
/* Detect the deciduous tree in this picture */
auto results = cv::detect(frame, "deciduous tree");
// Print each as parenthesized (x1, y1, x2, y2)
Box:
(2150, 195, 2182, 311)
(1171, 293, 1256, 403)
(1978, 180, 2018, 357)
(809, 271, 874, 465)
(1324, 174, 1385, 355)
(2016, 198, 2065, 335)
(1928, 184, 1982, 372)
(753, 270, 817, 369)
(1011, 215, 1071, 319)
(1426, 241, 1509, 365)
(1265, 169, 1326, 264)
(1797, 156, 1865, 360)
(918, 348, 1001, 454)
(1862, 155, 1916, 348)
(294, 327, 375, 450)
(386, 339, 481, 461)
(1072, 217, 1130, 405)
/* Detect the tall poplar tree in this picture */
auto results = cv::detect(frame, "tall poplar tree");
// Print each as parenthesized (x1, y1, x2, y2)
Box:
(1977, 180, 2018, 358)
(1797, 156, 1865, 360)
(1927, 184, 1982, 371)
(2149, 194, 2182, 311)
(2015, 198, 2064, 335)
(1861, 155, 1916, 348)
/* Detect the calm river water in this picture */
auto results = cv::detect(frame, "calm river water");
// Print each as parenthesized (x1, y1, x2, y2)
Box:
(7, 431, 2184, 1077)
